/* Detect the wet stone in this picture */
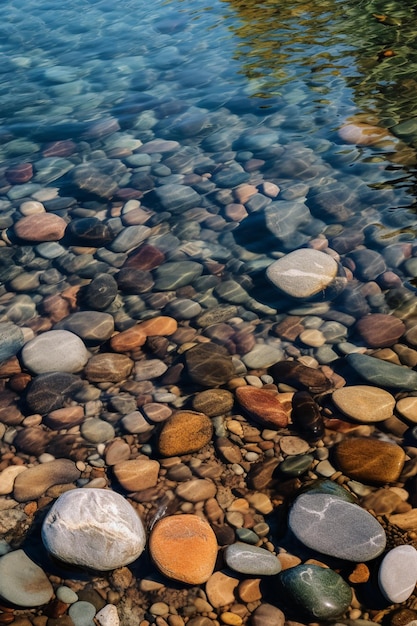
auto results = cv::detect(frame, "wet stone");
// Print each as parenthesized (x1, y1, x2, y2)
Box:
(80, 274, 118, 311)
(242, 344, 284, 369)
(42, 488, 146, 570)
(153, 260, 203, 290)
(70, 164, 118, 199)
(13, 458, 81, 502)
(185, 342, 235, 387)
(0, 549, 53, 607)
(355, 314, 405, 348)
(335, 436, 406, 484)
(291, 391, 324, 441)
(279, 564, 352, 620)
(147, 183, 201, 214)
(224, 542, 281, 575)
(21, 330, 89, 374)
(123, 244, 165, 271)
(270, 360, 331, 393)
(81, 418, 115, 443)
(116, 268, 154, 293)
(158, 410, 213, 456)
(279, 454, 314, 477)
(332, 385, 395, 423)
(55, 311, 114, 344)
(109, 225, 151, 253)
(347, 248, 386, 281)
(266, 249, 338, 298)
(251, 604, 285, 626)
(289, 492, 386, 561)
(13, 213, 67, 242)
(84, 354, 134, 383)
(0, 322, 26, 363)
(176, 478, 216, 502)
(235, 386, 288, 428)
(66, 217, 113, 247)
(378, 545, 417, 604)
(25, 372, 85, 414)
(113, 459, 160, 492)
(149, 514, 217, 584)
(192, 389, 234, 417)
(346, 352, 417, 390)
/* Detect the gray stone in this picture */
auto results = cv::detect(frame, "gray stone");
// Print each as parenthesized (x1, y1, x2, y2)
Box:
(0, 549, 53, 606)
(55, 311, 114, 344)
(266, 249, 338, 298)
(346, 352, 417, 390)
(153, 261, 203, 290)
(148, 184, 201, 214)
(0, 322, 26, 363)
(20, 330, 89, 374)
(42, 488, 146, 570)
(109, 225, 151, 253)
(224, 542, 281, 575)
(378, 545, 417, 604)
(69, 600, 96, 626)
(289, 493, 386, 561)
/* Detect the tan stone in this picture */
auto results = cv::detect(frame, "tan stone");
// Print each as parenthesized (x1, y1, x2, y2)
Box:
(332, 385, 395, 423)
(335, 437, 406, 484)
(84, 353, 134, 382)
(0, 465, 27, 495)
(149, 514, 217, 584)
(237, 578, 262, 603)
(158, 411, 213, 457)
(175, 479, 217, 503)
(205, 571, 239, 608)
(397, 396, 417, 423)
(13, 459, 81, 502)
(113, 459, 160, 492)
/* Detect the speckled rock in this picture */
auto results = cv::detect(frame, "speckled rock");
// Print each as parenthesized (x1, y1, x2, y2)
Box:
(158, 410, 213, 456)
(25, 372, 85, 414)
(185, 343, 235, 387)
(84, 354, 134, 383)
(42, 488, 146, 570)
(192, 389, 234, 417)
(149, 514, 217, 584)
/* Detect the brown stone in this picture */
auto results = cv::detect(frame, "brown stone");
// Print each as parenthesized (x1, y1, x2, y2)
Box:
(158, 410, 213, 457)
(110, 326, 147, 352)
(247, 458, 280, 491)
(273, 316, 304, 341)
(355, 314, 405, 348)
(332, 385, 395, 423)
(360, 488, 404, 516)
(84, 353, 134, 382)
(149, 514, 218, 584)
(251, 604, 285, 626)
(13, 427, 54, 456)
(192, 389, 234, 417)
(348, 562, 370, 584)
(104, 439, 131, 465)
(14, 214, 67, 242)
(44, 406, 84, 430)
(237, 578, 262, 603)
(175, 479, 217, 503)
(185, 343, 235, 387)
(42, 140, 76, 158)
(205, 571, 239, 608)
(235, 386, 288, 429)
(270, 360, 331, 393)
(334, 437, 406, 484)
(113, 458, 160, 492)
(123, 244, 165, 270)
(13, 459, 81, 502)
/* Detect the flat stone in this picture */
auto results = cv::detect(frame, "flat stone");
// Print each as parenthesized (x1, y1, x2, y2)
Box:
(134, 359, 168, 381)
(332, 385, 395, 423)
(110, 325, 147, 352)
(84, 354, 134, 383)
(13, 459, 81, 502)
(81, 274, 118, 311)
(95, 604, 120, 626)
(55, 312, 114, 344)
(278, 564, 352, 620)
(116, 268, 153, 294)
(397, 396, 417, 423)
(44, 405, 85, 430)
(113, 459, 160, 491)
(335, 436, 406, 484)
(21, 330, 89, 374)
(355, 314, 405, 348)
(251, 604, 285, 626)
(0, 549, 53, 607)
(224, 543, 281, 575)
(14, 213, 67, 242)
(235, 386, 288, 428)
(42, 488, 146, 570)
(289, 493, 386, 561)
(279, 454, 314, 477)
(205, 571, 239, 608)
(185, 343, 235, 387)
(25, 372, 85, 414)
(266, 249, 338, 298)
(158, 410, 213, 456)
(138, 316, 178, 337)
(121, 411, 154, 435)
(347, 248, 386, 281)
(0, 465, 27, 495)
(242, 344, 284, 369)
(66, 217, 113, 247)
(81, 418, 115, 443)
(192, 389, 234, 417)
(109, 225, 151, 253)
(123, 244, 165, 271)
(153, 261, 203, 290)
(270, 360, 331, 393)
(378, 545, 417, 603)
(149, 514, 217, 584)
(346, 353, 417, 390)
(279, 435, 311, 456)
(71, 164, 118, 199)
(175, 478, 216, 503)
(141, 403, 172, 423)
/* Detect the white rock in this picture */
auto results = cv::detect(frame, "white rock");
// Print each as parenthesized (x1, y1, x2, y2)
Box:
(42, 488, 146, 571)
(378, 544, 417, 603)
(266, 249, 338, 298)
(21, 330, 89, 374)
(96, 604, 120, 626)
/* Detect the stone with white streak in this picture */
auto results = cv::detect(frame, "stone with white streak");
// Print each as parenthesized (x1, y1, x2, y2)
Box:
(266, 249, 338, 298)
(378, 544, 417, 603)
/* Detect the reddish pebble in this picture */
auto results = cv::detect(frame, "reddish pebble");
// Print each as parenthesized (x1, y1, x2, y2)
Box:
(123, 244, 165, 270)
(110, 325, 147, 352)
(14, 214, 67, 242)
(138, 316, 178, 337)
(355, 313, 405, 348)
(5, 163, 33, 184)
(42, 140, 76, 157)
(235, 386, 289, 428)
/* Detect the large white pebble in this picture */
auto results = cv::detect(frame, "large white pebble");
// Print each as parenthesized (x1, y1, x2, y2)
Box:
(21, 330, 89, 374)
(378, 544, 417, 603)
(96, 604, 120, 626)
(42, 488, 146, 571)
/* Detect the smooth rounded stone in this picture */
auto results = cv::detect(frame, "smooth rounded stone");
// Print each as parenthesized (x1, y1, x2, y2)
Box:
(13, 213, 67, 242)
(68, 600, 96, 626)
(149, 514, 217, 584)
(0, 322, 27, 363)
(266, 249, 338, 298)
(235, 386, 288, 428)
(81, 274, 118, 311)
(347, 249, 386, 281)
(123, 243, 165, 271)
(44, 405, 85, 430)
(279, 564, 352, 620)
(236, 527, 259, 544)
(378, 545, 417, 603)
(302, 478, 357, 503)
(185, 343, 235, 387)
(110, 325, 147, 352)
(192, 389, 234, 417)
(81, 418, 115, 443)
(134, 359, 168, 381)
(42, 488, 145, 570)
(0, 549, 53, 607)
(141, 403, 172, 423)
(153, 261, 203, 290)
(242, 344, 284, 369)
(279, 436, 310, 455)
(13, 459, 81, 502)
(121, 411, 154, 435)
(270, 360, 331, 393)
(109, 225, 151, 253)
(84, 354, 134, 383)
(334, 437, 406, 484)
(113, 459, 160, 491)
(25, 372, 85, 414)
(355, 314, 405, 348)
(346, 353, 417, 391)
(279, 454, 314, 477)
(397, 396, 417, 423)
(291, 390, 324, 442)
(224, 542, 281, 576)
(56, 586, 78, 604)
(21, 330, 89, 374)
(251, 604, 285, 626)
(0, 465, 27, 495)
(158, 410, 213, 457)
(66, 217, 113, 247)
(71, 165, 118, 199)
(205, 570, 240, 608)
(175, 478, 216, 503)
(95, 604, 119, 626)
(215, 280, 250, 305)
(332, 385, 395, 423)
(147, 183, 201, 214)
(104, 440, 131, 466)
(289, 493, 386, 561)
(164, 298, 202, 320)
(196, 305, 238, 328)
(55, 312, 114, 344)
(115, 268, 154, 294)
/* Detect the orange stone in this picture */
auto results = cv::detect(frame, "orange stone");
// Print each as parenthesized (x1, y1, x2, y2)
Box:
(138, 316, 178, 337)
(349, 562, 370, 584)
(149, 514, 218, 584)
(110, 325, 147, 352)
(235, 386, 288, 428)
(158, 410, 213, 457)
(335, 437, 406, 484)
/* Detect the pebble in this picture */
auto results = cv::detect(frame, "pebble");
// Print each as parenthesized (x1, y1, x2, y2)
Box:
(113, 459, 160, 491)
(251, 604, 285, 626)
(291, 390, 325, 441)
(270, 360, 331, 393)
(224, 542, 281, 575)
(0, 549, 53, 606)
(335, 436, 406, 484)
(42, 488, 146, 570)
(95, 605, 120, 626)
(346, 352, 417, 390)
(84, 354, 134, 383)
(266, 249, 339, 298)
(278, 564, 352, 620)
(332, 385, 395, 423)
(396, 396, 417, 422)
(20, 330, 89, 374)
(24, 371, 85, 414)
(0, 322, 26, 363)
(289, 492, 386, 561)
(241, 344, 284, 369)
(192, 389, 234, 417)
(13, 458, 81, 502)
(378, 545, 417, 603)
(185, 342, 235, 387)
(205, 571, 240, 608)
(153, 260, 203, 290)
(355, 314, 405, 348)
(176, 478, 216, 502)
(158, 410, 213, 456)
(110, 325, 147, 352)
(279, 436, 311, 456)
(56, 311, 114, 344)
(235, 386, 288, 428)
(149, 514, 217, 584)
(13, 213, 67, 242)
(68, 601, 96, 626)
(56, 586, 78, 604)
(81, 418, 115, 443)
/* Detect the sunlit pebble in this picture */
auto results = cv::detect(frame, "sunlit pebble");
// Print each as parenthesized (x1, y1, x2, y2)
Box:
(338, 122, 394, 146)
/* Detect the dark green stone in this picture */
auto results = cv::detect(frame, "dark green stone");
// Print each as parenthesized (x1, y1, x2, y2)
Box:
(279, 454, 314, 477)
(298, 478, 357, 503)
